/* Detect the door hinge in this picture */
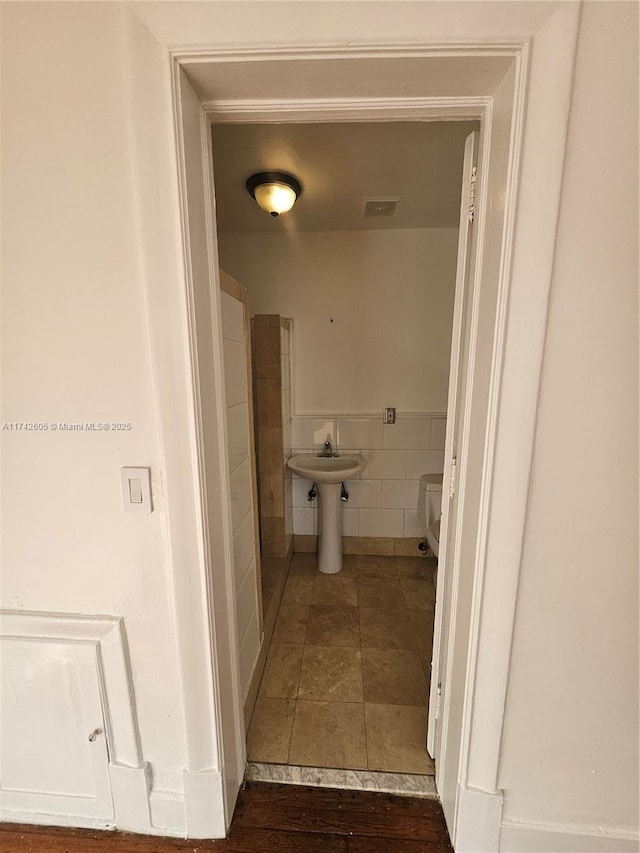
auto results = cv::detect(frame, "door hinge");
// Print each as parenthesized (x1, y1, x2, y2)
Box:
(468, 165, 478, 224)
(449, 456, 457, 500)
(435, 685, 442, 720)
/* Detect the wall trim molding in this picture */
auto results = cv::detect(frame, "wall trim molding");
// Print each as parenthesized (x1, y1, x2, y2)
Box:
(175, 42, 524, 65)
(500, 818, 640, 852)
(182, 768, 227, 839)
(159, 18, 582, 839)
(0, 610, 152, 834)
(205, 95, 490, 123)
(455, 785, 503, 853)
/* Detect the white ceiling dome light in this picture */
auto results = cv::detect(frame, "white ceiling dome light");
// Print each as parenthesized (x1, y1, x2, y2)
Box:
(246, 171, 302, 217)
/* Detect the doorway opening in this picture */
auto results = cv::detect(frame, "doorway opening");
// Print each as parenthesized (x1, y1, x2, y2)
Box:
(212, 119, 478, 791)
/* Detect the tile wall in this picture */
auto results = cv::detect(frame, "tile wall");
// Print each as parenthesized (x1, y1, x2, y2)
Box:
(291, 414, 446, 540)
(252, 315, 293, 558)
(221, 278, 261, 701)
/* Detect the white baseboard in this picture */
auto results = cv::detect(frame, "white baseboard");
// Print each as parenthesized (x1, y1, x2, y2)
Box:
(455, 785, 504, 853)
(0, 810, 116, 832)
(500, 820, 640, 853)
(148, 790, 187, 836)
(182, 768, 227, 838)
(109, 763, 152, 833)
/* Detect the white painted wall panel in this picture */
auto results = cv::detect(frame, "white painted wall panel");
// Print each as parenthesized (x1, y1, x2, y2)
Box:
(1, 639, 112, 819)
(0, 5, 185, 822)
(499, 1, 639, 841)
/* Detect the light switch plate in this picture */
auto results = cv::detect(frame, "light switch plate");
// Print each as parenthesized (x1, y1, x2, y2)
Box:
(121, 467, 153, 514)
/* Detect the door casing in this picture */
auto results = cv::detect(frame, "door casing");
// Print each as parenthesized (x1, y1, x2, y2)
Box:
(134, 7, 580, 841)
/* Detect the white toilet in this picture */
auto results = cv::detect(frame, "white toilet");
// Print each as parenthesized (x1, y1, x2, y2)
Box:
(419, 474, 443, 557)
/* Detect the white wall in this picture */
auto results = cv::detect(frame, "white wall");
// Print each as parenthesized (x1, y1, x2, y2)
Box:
(3, 0, 634, 845)
(218, 229, 458, 414)
(498, 3, 639, 849)
(0, 0, 185, 830)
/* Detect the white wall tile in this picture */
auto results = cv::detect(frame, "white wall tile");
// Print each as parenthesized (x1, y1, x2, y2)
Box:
(341, 507, 359, 537)
(337, 417, 383, 450)
(221, 291, 244, 343)
(226, 401, 249, 474)
(281, 388, 291, 423)
(238, 613, 260, 702)
(293, 477, 316, 507)
(291, 417, 311, 448)
(235, 558, 258, 640)
(406, 449, 445, 478)
(293, 506, 317, 535)
(229, 458, 251, 531)
(223, 339, 247, 408)
(313, 419, 336, 448)
(358, 508, 404, 538)
(281, 353, 291, 390)
(283, 420, 292, 454)
(404, 509, 427, 538)
(344, 479, 382, 509)
(291, 418, 336, 450)
(280, 327, 289, 354)
(232, 512, 255, 588)
(382, 416, 431, 450)
(382, 479, 421, 510)
(288, 412, 445, 542)
(362, 449, 406, 479)
(430, 417, 447, 450)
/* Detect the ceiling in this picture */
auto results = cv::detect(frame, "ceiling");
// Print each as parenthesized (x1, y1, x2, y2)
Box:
(211, 120, 480, 233)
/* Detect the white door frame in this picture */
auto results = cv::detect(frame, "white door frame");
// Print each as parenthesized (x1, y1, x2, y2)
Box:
(131, 5, 579, 841)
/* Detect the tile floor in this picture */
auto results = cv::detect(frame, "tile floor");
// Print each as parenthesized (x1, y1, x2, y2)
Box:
(247, 552, 437, 775)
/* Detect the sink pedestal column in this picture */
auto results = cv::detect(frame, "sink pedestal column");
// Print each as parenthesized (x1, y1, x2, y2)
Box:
(317, 483, 343, 574)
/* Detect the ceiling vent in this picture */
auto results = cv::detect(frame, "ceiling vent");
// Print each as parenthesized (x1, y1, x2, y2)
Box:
(363, 198, 398, 218)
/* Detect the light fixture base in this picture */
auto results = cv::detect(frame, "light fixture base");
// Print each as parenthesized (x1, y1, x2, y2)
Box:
(246, 171, 302, 216)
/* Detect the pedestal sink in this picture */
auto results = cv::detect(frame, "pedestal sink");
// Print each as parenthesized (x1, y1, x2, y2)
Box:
(287, 453, 367, 574)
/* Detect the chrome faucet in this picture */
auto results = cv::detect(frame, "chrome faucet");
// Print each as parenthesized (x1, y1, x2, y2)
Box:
(318, 438, 337, 457)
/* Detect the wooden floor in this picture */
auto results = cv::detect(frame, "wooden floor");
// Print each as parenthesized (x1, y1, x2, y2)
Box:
(1, 782, 453, 852)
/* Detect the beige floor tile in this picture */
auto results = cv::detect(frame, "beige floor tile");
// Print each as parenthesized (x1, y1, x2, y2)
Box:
(288, 554, 319, 575)
(365, 703, 435, 774)
(359, 607, 417, 650)
(305, 606, 360, 646)
(408, 607, 434, 659)
(355, 555, 399, 578)
(281, 574, 314, 605)
(288, 700, 367, 770)
(272, 605, 310, 644)
(420, 654, 432, 683)
(311, 573, 358, 607)
(361, 647, 428, 706)
(259, 643, 304, 699)
(337, 554, 359, 575)
(246, 697, 296, 763)
(298, 645, 363, 702)
(400, 578, 436, 610)
(395, 556, 435, 581)
(356, 576, 406, 609)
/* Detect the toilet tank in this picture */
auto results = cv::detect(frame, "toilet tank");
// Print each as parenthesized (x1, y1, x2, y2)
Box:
(419, 474, 443, 529)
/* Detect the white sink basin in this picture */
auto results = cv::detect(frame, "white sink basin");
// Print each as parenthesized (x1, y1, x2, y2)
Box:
(287, 453, 367, 485)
